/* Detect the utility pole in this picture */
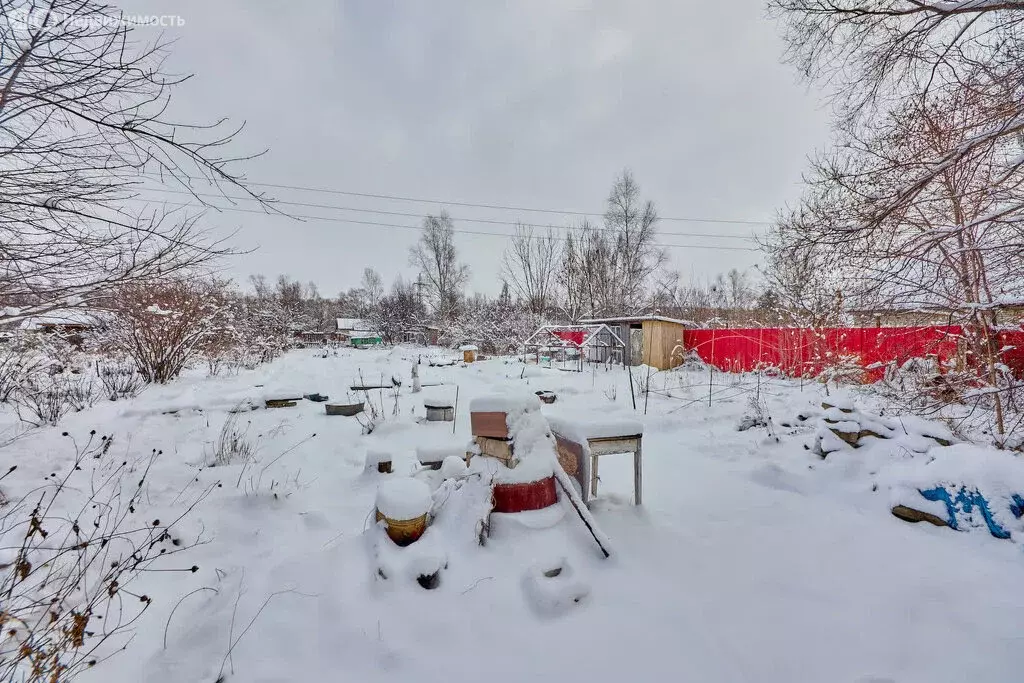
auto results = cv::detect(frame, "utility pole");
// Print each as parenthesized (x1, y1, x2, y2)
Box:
(414, 273, 426, 312)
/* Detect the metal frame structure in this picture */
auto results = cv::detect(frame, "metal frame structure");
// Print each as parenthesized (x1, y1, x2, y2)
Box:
(521, 324, 626, 371)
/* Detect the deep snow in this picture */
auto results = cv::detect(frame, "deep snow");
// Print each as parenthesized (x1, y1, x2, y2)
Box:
(2, 346, 1024, 683)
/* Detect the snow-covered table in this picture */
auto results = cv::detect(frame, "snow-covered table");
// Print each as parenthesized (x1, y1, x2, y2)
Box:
(545, 413, 644, 505)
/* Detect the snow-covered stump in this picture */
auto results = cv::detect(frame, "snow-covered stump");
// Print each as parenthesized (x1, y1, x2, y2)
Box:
(375, 478, 432, 546)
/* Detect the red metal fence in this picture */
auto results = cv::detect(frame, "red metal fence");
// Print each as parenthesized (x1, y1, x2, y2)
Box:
(680, 326, 1024, 380)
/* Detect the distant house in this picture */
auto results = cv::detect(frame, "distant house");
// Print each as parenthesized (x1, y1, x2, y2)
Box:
(578, 315, 694, 370)
(336, 318, 382, 347)
(16, 309, 102, 347)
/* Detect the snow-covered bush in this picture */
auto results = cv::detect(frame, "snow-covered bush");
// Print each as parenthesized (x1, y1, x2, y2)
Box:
(13, 374, 98, 427)
(209, 412, 256, 467)
(0, 433, 209, 682)
(96, 361, 144, 401)
(107, 277, 234, 383)
(0, 338, 42, 403)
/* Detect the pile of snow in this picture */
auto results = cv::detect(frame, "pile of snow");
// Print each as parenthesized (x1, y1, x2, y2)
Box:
(375, 477, 432, 520)
(439, 455, 467, 479)
(469, 392, 542, 414)
(494, 453, 554, 485)
(545, 411, 644, 442)
(416, 443, 465, 465)
(421, 386, 457, 408)
(813, 395, 954, 456)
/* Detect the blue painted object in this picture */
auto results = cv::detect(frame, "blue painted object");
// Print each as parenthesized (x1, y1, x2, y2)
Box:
(919, 486, 1012, 540)
(1011, 494, 1024, 520)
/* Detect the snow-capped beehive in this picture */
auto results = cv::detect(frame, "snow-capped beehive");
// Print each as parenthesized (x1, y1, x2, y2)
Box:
(375, 477, 432, 546)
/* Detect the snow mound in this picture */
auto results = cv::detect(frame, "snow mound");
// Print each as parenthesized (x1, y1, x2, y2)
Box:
(375, 477, 432, 520)
(882, 444, 1024, 540)
(422, 386, 457, 408)
(545, 410, 644, 441)
(470, 392, 541, 414)
(493, 455, 554, 484)
(440, 455, 467, 479)
(521, 558, 590, 617)
(416, 443, 464, 464)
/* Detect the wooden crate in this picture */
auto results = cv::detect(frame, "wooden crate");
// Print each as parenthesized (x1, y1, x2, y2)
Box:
(470, 411, 509, 439)
(473, 436, 515, 463)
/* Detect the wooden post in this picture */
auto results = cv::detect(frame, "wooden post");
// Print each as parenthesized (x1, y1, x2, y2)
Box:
(632, 445, 641, 505)
(590, 454, 599, 498)
(452, 385, 459, 435)
(708, 330, 716, 407)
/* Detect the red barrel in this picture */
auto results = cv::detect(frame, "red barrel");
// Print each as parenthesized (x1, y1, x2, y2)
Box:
(492, 476, 558, 513)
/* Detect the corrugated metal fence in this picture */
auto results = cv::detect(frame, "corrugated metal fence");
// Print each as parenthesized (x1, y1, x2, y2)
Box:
(681, 326, 1024, 380)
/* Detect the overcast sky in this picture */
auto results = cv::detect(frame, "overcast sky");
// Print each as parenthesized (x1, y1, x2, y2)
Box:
(122, 0, 832, 297)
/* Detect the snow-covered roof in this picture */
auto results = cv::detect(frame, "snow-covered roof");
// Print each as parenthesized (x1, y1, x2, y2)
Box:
(18, 309, 100, 330)
(459, 344, 479, 351)
(579, 315, 695, 327)
(336, 318, 370, 331)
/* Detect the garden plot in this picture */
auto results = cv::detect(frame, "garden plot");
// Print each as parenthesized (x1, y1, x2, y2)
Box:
(0, 347, 1022, 683)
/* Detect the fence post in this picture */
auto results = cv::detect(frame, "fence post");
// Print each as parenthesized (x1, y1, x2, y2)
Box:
(708, 330, 715, 407)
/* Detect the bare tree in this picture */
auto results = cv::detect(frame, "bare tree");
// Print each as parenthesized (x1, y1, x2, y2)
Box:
(361, 268, 384, 310)
(557, 229, 588, 322)
(768, 0, 1024, 226)
(368, 276, 424, 344)
(0, 0, 266, 325)
(408, 211, 469, 320)
(604, 170, 666, 310)
(501, 224, 560, 314)
(770, 88, 1024, 438)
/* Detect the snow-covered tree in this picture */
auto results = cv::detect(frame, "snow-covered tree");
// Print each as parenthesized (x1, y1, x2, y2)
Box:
(409, 212, 469, 321)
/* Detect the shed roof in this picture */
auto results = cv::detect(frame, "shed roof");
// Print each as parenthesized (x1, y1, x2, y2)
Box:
(336, 317, 368, 331)
(18, 309, 101, 330)
(578, 315, 695, 327)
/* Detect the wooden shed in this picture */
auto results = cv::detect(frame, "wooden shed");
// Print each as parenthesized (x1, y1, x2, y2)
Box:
(578, 315, 692, 370)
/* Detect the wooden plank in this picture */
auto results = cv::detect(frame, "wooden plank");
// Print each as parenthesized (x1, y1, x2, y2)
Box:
(642, 319, 685, 370)
(588, 437, 641, 456)
(474, 436, 514, 462)
(470, 411, 509, 439)
(634, 441, 643, 506)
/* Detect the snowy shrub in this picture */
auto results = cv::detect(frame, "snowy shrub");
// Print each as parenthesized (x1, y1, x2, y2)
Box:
(0, 341, 42, 403)
(233, 431, 317, 498)
(209, 411, 257, 467)
(737, 394, 767, 431)
(13, 374, 97, 427)
(97, 362, 144, 401)
(0, 433, 210, 682)
(107, 277, 234, 383)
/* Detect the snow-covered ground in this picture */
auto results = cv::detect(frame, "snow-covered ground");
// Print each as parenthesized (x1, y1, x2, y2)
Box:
(3, 346, 1024, 683)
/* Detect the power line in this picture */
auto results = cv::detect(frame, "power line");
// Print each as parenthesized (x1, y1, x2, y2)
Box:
(134, 186, 758, 241)
(138, 198, 761, 252)
(135, 173, 773, 227)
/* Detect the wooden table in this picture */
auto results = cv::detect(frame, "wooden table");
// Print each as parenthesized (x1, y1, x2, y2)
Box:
(552, 430, 643, 506)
